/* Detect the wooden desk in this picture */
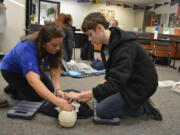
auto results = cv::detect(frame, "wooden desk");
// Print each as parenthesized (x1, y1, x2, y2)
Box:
(171, 40, 180, 69)
(137, 37, 180, 69)
(150, 33, 180, 58)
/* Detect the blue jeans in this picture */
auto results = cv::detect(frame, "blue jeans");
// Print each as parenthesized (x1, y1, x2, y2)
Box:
(96, 93, 144, 118)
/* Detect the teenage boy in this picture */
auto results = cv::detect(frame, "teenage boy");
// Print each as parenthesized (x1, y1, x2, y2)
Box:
(66, 12, 162, 121)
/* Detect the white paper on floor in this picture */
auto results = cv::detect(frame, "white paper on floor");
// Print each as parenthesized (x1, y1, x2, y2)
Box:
(172, 82, 180, 93)
(158, 80, 180, 94)
(158, 80, 176, 88)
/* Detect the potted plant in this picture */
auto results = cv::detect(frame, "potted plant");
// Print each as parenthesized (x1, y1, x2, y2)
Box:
(47, 7, 55, 16)
(29, 14, 36, 24)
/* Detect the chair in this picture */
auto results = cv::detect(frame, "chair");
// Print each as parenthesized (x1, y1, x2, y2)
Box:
(153, 35, 171, 66)
(136, 33, 152, 55)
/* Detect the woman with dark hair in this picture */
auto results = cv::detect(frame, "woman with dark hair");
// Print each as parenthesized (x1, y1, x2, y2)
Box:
(0, 22, 74, 111)
(56, 13, 74, 62)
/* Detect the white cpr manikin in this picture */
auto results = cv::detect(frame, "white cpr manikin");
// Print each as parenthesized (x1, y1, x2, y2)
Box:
(56, 102, 80, 128)
(58, 110, 77, 127)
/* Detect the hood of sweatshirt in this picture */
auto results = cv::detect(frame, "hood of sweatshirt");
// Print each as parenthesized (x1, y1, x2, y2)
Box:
(109, 27, 137, 51)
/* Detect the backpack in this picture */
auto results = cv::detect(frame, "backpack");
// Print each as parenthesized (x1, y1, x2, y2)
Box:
(90, 59, 105, 70)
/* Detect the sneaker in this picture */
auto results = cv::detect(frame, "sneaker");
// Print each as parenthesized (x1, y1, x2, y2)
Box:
(0, 98, 9, 108)
(144, 99, 162, 121)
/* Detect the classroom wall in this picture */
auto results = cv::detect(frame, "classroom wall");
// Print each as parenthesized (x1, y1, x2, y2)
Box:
(0, 0, 25, 54)
(0, 0, 178, 54)
(149, 0, 177, 14)
(149, 0, 177, 26)
(58, 0, 135, 30)
(134, 11, 144, 31)
(0, 0, 136, 54)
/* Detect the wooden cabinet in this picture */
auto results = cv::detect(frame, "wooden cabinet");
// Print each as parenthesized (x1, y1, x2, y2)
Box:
(169, 34, 180, 58)
(150, 33, 180, 58)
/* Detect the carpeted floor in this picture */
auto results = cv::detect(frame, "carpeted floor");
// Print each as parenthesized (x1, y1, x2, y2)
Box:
(0, 49, 180, 135)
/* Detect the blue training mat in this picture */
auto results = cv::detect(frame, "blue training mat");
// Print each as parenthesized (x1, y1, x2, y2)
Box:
(68, 69, 105, 78)
(7, 100, 45, 120)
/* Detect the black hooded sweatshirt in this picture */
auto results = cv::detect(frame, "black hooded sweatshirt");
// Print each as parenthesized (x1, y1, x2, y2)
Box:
(92, 27, 158, 110)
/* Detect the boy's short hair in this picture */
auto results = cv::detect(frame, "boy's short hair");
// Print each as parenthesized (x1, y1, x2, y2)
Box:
(81, 12, 109, 32)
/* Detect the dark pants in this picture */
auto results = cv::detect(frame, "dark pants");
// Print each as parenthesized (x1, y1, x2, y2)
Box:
(96, 93, 144, 118)
(1, 70, 54, 101)
(63, 42, 73, 62)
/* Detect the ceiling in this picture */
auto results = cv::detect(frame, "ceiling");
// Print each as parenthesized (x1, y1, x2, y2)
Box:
(103, 0, 166, 5)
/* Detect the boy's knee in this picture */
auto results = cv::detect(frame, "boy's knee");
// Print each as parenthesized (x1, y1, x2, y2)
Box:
(96, 103, 106, 117)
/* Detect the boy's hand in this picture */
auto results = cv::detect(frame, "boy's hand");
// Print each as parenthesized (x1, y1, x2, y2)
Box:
(65, 92, 81, 103)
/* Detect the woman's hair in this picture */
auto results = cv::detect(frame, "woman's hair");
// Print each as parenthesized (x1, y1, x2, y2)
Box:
(66, 14, 72, 24)
(56, 13, 73, 29)
(109, 19, 118, 28)
(22, 22, 65, 74)
(81, 12, 109, 32)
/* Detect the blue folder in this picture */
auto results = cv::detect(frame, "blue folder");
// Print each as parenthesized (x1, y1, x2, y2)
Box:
(68, 69, 105, 78)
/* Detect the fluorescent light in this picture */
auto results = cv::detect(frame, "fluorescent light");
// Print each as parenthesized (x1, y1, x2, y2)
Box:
(8, 0, 24, 8)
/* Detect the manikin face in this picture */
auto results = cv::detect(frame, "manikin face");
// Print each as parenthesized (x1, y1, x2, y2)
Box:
(85, 25, 103, 45)
(44, 37, 63, 54)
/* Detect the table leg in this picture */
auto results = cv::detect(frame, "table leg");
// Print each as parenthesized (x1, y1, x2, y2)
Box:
(170, 42, 178, 69)
(73, 42, 75, 60)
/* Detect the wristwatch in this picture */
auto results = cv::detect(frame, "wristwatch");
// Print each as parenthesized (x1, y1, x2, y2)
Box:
(54, 89, 62, 96)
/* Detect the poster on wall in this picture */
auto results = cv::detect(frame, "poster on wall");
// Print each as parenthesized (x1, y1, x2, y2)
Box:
(99, 8, 116, 21)
(151, 14, 161, 26)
